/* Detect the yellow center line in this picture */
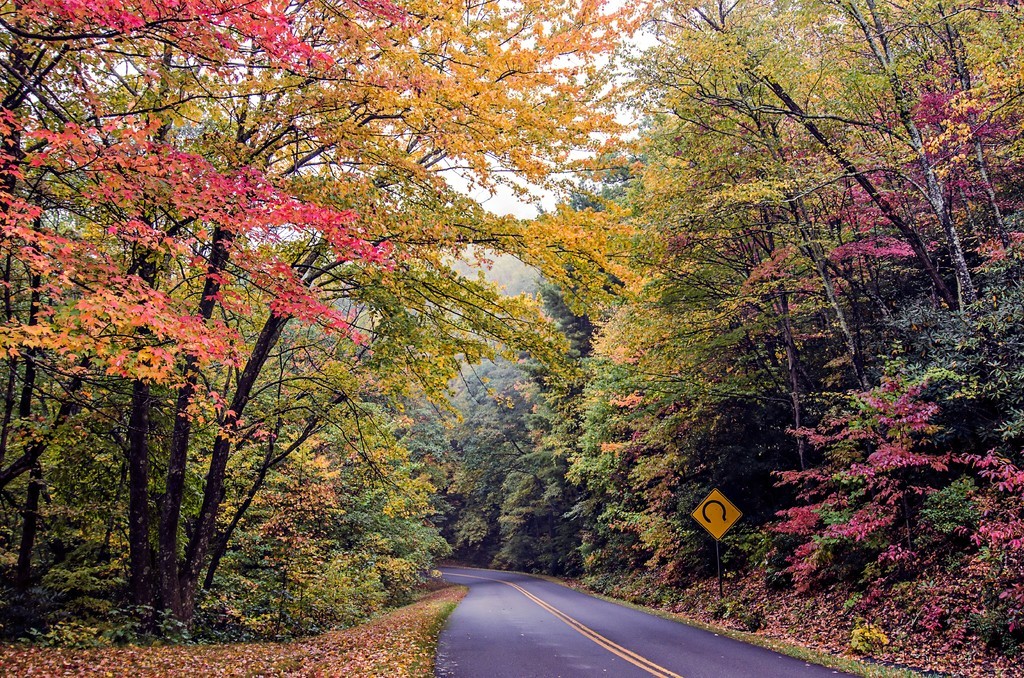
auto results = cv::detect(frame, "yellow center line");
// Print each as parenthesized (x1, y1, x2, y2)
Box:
(444, 571, 683, 678)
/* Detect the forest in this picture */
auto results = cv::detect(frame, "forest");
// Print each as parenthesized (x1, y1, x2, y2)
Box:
(1, 0, 1023, 673)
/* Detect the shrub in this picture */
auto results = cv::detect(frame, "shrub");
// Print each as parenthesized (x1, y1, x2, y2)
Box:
(712, 598, 764, 632)
(27, 620, 111, 649)
(775, 374, 951, 590)
(725, 530, 771, 571)
(849, 619, 889, 654)
(920, 478, 979, 539)
(969, 606, 1024, 656)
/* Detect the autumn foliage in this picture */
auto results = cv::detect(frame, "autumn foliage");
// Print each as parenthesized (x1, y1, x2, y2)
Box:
(404, 0, 1024, 671)
(6, 0, 1024, 672)
(0, 586, 464, 676)
(0, 0, 634, 645)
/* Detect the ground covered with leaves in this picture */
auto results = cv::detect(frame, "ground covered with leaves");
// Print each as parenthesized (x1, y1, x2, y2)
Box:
(0, 586, 465, 677)
(573, 571, 1019, 677)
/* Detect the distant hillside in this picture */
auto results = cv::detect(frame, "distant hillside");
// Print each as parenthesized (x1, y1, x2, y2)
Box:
(452, 253, 540, 297)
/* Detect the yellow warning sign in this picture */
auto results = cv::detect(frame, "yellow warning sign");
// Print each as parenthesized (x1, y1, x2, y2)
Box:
(691, 488, 742, 541)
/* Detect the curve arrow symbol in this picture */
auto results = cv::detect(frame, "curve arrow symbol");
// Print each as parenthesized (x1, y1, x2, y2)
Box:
(701, 500, 727, 523)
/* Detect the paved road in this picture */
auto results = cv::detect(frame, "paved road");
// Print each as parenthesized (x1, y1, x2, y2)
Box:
(436, 566, 852, 678)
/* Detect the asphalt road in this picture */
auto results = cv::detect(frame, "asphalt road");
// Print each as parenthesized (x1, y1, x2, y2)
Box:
(436, 566, 853, 678)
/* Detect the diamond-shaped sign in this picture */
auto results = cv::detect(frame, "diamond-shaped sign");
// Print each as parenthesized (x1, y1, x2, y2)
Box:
(691, 488, 742, 541)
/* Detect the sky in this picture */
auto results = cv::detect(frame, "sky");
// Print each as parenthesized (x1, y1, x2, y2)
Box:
(444, 167, 555, 220)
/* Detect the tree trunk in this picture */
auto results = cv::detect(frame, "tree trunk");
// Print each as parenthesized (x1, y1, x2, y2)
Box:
(11, 272, 41, 587)
(158, 227, 233, 619)
(776, 291, 806, 470)
(14, 462, 42, 589)
(127, 379, 154, 610)
(0, 356, 16, 467)
(940, 8, 1009, 248)
(173, 247, 324, 621)
(1, 253, 16, 466)
(177, 313, 290, 622)
(789, 198, 868, 388)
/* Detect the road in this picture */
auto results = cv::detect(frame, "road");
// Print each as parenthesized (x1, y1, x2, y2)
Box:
(436, 566, 852, 678)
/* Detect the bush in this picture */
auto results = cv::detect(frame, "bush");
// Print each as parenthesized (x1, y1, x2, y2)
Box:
(920, 478, 979, 541)
(725, 530, 771, 571)
(849, 618, 889, 654)
(0, 586, 62, 640)
(969, 606, 1024, 656)
(27, 620, 111, 649)
(712, 597, 764, 632)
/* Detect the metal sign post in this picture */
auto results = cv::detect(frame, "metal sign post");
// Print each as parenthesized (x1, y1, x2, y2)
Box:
(716, 541, 722, 598)
(691, 488, 742, 598)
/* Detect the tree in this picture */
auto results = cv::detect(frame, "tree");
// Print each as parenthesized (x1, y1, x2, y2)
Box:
(0, 0, 640, 628)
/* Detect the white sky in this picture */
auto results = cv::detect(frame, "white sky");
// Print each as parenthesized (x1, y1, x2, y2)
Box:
(444, 168, 556, 219)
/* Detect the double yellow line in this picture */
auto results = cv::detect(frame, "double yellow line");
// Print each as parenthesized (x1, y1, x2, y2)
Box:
(444, 571, 682, 678)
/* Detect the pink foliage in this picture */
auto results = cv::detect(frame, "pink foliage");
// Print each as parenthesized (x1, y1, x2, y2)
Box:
(830, 237, 916, 261)
(0, 101, 391, 381)
(20, 0, 411, 71)
(773, 376, 950, 588)
(961, 451, 1024, 630)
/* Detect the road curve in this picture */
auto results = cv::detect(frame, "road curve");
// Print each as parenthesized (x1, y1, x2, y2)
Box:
(436, 566, 852, 678)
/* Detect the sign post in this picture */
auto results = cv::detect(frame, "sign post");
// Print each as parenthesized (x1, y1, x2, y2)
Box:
(691, 488, 742, 598)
